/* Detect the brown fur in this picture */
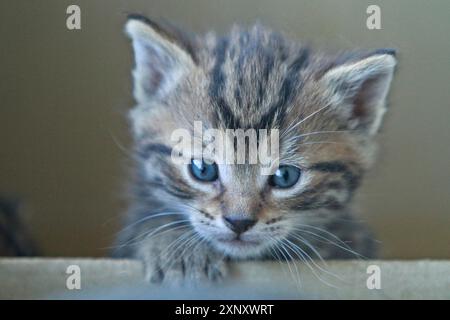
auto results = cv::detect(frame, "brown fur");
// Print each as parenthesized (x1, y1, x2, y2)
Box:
(114, 16, 397, 285)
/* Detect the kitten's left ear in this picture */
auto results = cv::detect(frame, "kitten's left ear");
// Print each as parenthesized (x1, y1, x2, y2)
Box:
(125, 15, 197, 104)
(320, 50, 397, 135)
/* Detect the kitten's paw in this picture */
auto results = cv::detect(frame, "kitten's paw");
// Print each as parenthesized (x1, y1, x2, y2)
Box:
(140, 238, 227, 285)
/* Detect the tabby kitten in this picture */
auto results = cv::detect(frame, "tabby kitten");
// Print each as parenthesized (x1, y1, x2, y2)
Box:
(114, 15, 397, 284)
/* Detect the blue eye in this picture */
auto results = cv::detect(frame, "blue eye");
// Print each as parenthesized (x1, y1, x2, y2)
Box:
(269, 165, 301, 188)
(189, 159, 219, 182)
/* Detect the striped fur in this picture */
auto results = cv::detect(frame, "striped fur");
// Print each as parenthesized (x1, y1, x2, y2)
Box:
(114, 16, 397, 284)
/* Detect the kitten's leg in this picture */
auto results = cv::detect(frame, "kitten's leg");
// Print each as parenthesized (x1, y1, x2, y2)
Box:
(135, 228, 227, 285)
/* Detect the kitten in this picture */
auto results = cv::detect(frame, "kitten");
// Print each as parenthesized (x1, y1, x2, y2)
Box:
(113, 15, 397, 284)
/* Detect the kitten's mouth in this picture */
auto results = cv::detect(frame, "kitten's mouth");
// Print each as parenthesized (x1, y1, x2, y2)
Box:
(211, 234, 268, 258)
(218, 237, 260, 247)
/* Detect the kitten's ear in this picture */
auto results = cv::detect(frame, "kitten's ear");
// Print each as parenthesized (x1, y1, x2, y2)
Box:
(320, 50, 397, 135)
(125, 15, 196, 104)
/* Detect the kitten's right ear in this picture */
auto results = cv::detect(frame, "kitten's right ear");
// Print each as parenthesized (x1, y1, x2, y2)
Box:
(125, 15, 196, 104)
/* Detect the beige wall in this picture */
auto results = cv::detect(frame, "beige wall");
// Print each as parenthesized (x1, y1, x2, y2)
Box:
(1, 0, 449, 258)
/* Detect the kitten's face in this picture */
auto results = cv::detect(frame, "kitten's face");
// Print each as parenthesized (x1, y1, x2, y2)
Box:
(126, 17, 396, 258)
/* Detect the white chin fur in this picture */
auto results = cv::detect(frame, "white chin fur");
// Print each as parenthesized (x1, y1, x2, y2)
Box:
(212, 240, 267, 259)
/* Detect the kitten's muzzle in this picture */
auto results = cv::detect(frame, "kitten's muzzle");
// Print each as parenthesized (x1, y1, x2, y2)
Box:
(223, 215, 257, 235)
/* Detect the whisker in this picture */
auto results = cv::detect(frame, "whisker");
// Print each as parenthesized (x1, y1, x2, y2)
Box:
(161, 234, 198, 272)
(282, 238, 339, 288)
(264, 237, 291, 280)
(278, 240, 303, 290)
(297, 141, 347, 147)
(104, 223, 191, 250)
(286, 236, 343, 282)
(292, 227, 366, 259)
(163, 233, 203, 272)
(287, 219, 357, 252)
(285, 130, 353, 141)
(114, 219, 191, 249)
(116, 211, 186, 236)
(109, 130, 138, 161)
(160, 229, 196, 261)
(271, 239, 302, 289)
(289, 233, 328, 265)
(282, 104, 333, 138)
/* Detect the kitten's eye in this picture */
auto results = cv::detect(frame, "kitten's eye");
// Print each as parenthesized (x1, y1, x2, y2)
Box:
(189, 159, 219, 182)
(269, 165, 301, 188)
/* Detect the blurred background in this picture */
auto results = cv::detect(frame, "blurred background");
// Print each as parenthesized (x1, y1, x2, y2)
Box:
(0, 0, 449, 259)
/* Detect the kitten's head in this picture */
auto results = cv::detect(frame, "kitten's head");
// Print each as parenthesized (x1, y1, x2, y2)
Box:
(125, 16, 396, 258)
